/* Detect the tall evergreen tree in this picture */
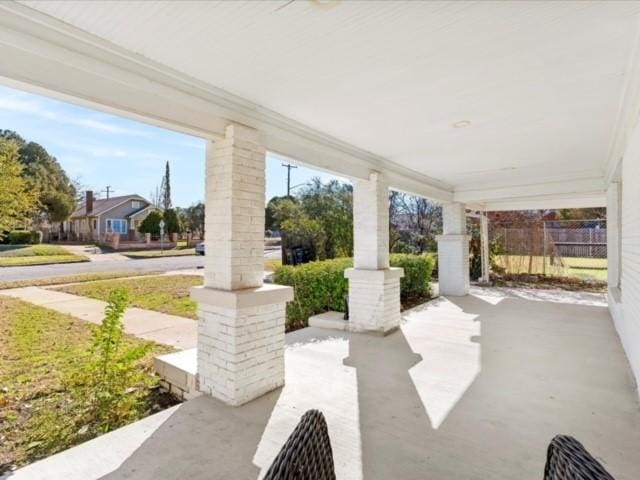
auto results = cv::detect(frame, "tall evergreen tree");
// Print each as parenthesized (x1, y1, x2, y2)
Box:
(160, 161, 172, 211)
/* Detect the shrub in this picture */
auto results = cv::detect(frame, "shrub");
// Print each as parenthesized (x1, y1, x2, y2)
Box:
(163, 208, 182, 234)
(8, 230, 41, 244)
(390, 253, 435, 300)
(273, 254, 435, 330)
(138, 211, 162, 235)
(73, 288, 153, 433)
(274, 258, 352, 330)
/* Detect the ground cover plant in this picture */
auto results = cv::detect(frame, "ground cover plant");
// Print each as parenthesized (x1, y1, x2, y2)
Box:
(0, 294, 175, 473)
(57, 275, 204, 319)
(0, 245, 88, 267)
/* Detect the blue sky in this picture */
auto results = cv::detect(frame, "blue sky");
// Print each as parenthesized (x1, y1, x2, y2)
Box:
(0, 84, 343, 207)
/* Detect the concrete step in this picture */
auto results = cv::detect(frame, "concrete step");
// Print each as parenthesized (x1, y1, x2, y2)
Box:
(153, 348, 200, 401)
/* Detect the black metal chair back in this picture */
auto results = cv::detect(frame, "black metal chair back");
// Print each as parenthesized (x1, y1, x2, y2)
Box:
(544, 435, 615, 480)
(263, 409, 336, 480)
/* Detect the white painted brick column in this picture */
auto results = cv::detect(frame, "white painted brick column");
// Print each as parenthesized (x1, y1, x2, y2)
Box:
(607, 181, 621, 289)
(345, 172, 403, 334)
(437, 202, 470, 296)
(191, 124, 292, 406)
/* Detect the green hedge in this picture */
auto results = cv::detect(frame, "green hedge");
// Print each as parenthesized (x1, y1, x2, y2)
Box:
(273, 254, 434, 330)
(390, 253, 435, 300)
(8, 230, 42, 245)
(274, 258, 352, 330)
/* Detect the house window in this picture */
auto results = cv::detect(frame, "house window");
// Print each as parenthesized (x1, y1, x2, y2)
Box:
(106, 219, 128, 234)
(132, 200, 141, 209)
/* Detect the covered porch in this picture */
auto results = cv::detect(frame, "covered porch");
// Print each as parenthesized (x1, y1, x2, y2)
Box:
(1, 1, 640, 478)
(10, 287, 640, 479)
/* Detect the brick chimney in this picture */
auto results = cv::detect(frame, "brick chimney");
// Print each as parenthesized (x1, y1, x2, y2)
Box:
(86, 190, 94, 214)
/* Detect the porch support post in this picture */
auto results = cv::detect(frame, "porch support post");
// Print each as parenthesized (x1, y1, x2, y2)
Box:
(191, 124, 292, 406)
(437, 202, 470, 296)
(607, 181, 621, 289)
(479, 211, 490, 284)
(345, 172, 403, 334)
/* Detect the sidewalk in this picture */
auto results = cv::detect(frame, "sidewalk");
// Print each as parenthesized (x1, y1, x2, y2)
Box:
(0, 287, 196, 349)
(62, 245, 130, 262)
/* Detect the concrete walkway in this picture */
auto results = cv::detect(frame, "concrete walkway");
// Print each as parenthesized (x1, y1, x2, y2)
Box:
(0, 287, 196, 350)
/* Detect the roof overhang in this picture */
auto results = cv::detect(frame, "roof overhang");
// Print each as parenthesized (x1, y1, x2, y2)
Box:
(0, 1, 638, 209)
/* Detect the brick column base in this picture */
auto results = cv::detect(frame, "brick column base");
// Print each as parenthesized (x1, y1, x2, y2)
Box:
(436, 234, 470, 296)
(344, 267, 404, 334)
(191, 284, 293, 406)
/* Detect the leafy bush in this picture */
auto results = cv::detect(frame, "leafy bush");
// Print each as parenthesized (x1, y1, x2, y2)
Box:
(274, 258, 351, 330)
(78, 288, 153, 433)
(138, 211, 162, 235)
(390, 253, 435, 300)
(274, 254, 434, 330)
(8, 230, 41, 244)
(163, 208, 182, 234)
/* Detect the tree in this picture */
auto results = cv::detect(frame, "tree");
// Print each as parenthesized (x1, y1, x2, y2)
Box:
(0, 139, 37, 235)
(273, 197, 326, 260)
(389, 192, 442, 253)
(296, 178, 353, 258)
(0, 130, 76, 224)
(160, 161, 172, 211)
(177, 202, 204, 234)
(138, 211, 163, 235)
(265, 195, 291, 232)
(163, 208, 182, 234)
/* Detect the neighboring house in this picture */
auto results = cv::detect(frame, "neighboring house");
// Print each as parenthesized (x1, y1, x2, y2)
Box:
(59, 191, 159, 242)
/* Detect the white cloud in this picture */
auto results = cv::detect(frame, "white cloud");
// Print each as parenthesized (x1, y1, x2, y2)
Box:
(0, 94, 150, 137)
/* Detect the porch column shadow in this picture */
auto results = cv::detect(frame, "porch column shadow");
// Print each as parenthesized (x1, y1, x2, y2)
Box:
(100, 389, 282, 480)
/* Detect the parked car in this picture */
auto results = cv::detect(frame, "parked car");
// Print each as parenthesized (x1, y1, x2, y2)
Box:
(195, 242, 205, 255)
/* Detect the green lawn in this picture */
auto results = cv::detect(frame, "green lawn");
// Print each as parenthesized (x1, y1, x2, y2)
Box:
(0, 271, 164, 291)
(0, 297, 175, 472)
(495, 254, 607, 281)
(57, 275, 204, 319)
(0, 245, 88, 267)
(122, 248, 196, 259)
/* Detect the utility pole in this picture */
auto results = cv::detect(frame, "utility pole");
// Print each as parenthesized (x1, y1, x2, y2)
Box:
(102, 186, 114, 199)
(282, 163, 298, 196)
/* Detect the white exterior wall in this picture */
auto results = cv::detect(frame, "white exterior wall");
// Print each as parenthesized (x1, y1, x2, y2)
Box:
(610, 122, 640, 395)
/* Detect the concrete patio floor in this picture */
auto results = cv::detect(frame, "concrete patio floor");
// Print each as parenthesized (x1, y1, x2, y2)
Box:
(9, 287, 640, 480)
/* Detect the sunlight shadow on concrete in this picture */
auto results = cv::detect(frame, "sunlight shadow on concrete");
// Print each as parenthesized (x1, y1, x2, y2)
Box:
(402, 298, 481, 429)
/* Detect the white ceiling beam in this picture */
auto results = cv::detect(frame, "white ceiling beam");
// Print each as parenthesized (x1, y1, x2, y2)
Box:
(0, 2, 453, 201)
(480, 193, 606, 212)
(454, 176, 605, 204)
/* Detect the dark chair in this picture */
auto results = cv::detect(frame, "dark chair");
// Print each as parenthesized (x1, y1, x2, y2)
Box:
(263, 409, 336, 480)
(544, 435, 615, 480)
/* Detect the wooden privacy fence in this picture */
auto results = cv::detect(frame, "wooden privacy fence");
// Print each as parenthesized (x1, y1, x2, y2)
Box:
(489, 219, 607, 277)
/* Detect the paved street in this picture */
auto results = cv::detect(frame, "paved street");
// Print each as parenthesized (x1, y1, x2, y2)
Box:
(0, 247, 282, 282)
(0, 255, 205, 282)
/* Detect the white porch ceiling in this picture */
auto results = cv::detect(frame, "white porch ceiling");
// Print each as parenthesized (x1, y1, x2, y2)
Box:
(5, 1, 640, 206)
